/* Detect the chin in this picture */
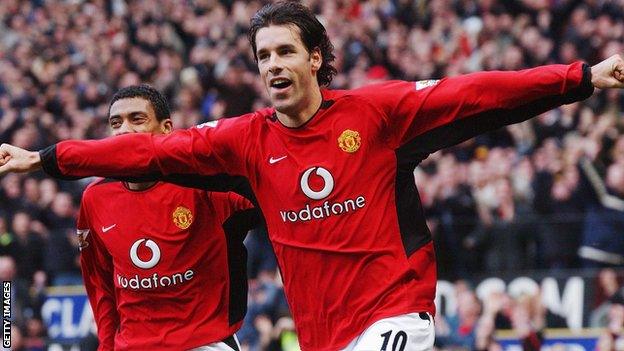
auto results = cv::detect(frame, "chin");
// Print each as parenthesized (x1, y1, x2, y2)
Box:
(273, 101, 295, 115)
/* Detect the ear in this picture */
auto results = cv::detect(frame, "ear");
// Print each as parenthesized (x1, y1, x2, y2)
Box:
(161, 119, 173, 134)
(310, 47, 322, 73)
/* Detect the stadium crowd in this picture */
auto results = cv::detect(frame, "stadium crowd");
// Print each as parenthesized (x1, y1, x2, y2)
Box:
(1, 0, 624, 349)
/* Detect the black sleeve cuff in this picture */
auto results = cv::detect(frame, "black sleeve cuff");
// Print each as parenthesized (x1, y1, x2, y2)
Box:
(562, 63, 594, 104)
(39, 145, 82, 180)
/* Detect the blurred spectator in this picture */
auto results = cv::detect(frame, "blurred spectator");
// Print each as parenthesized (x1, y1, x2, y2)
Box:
(213, 60, 259, 118)
(23, 318, 45, 351)
(256, 316, 300, 351)
(591, 268, 624, 328)
(465, 177, 538, 274)
(0, 174, 24, 217)
(436, 289, 482, 349)
(0, 215, 17, 257)
(601, 303, 624, 350)
(596, 330, 617, 351)
(425, 154, 478, 279)
(532, 156, 584, 270)
(239, 269, 290, 350)
(511, 294, 545, 351)
(2, 0, 624, 348)
(0, 256, 27, 326)
(6, 326, 24, 351)
(578, 161, 624, 268)
(43, 192, 80, 285)
(10, 211, 44, 282)
(246, 227, 278, 280)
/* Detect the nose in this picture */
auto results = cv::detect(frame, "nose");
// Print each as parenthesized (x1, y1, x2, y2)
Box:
(114, 121, 133, 136)
(268, 52, 283, 74)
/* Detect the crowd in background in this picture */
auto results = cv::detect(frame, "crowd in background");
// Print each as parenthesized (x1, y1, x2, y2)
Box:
(434, 269, 624, 351)
(2, 0, 624, 349)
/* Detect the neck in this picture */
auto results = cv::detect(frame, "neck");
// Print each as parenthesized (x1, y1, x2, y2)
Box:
(125, 181, 156, 191)
(275, 87, 323, 128)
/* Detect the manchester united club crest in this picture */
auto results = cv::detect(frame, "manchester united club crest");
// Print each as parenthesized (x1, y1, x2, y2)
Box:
(338, 129, 361, 153)
(173, 206, 193, 229)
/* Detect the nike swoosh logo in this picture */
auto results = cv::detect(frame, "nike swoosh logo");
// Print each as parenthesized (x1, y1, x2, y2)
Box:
(269, 156, 287, 164)
(102, 224, 116, 233)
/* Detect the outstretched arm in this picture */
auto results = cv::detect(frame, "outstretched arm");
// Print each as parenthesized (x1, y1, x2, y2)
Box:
(371, 55, 624, 159)
(0, 116, 252, 182)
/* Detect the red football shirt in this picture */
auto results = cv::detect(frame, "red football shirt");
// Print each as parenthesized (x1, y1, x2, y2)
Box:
(77, 180, 256, 350)
(45, 63, 593, 350)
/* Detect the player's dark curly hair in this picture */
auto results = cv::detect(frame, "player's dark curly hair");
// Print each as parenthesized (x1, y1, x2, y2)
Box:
(109, 84, 170, 121)
(248, 1, 337, 87)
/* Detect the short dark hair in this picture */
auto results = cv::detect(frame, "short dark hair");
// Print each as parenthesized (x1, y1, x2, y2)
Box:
(109, 84, 170, 121)
(248, 1, 337, 87)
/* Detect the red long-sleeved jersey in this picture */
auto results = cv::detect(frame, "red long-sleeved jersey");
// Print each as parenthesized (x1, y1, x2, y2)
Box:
(78, 179, 257, 350)
(44, 63, 593, 350)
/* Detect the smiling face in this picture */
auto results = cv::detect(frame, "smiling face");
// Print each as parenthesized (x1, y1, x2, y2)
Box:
(255, 24, 323, 125)
(108, 97, 172, 136)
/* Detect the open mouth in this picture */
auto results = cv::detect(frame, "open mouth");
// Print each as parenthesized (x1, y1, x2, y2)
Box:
(270, 78, 293, 90)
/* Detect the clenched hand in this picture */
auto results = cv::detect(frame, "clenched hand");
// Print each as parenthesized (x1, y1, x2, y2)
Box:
(0, 143, 42, 176)
(591, 54, 624, 89)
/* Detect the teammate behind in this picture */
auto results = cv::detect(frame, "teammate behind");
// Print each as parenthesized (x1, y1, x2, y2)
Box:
(77, 85, 258, 350)
(2, 2, 624, 350)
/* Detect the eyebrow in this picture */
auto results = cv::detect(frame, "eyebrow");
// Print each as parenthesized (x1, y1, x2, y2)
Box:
(108, 111, 148, 121)
(257, 43, 298, 55)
